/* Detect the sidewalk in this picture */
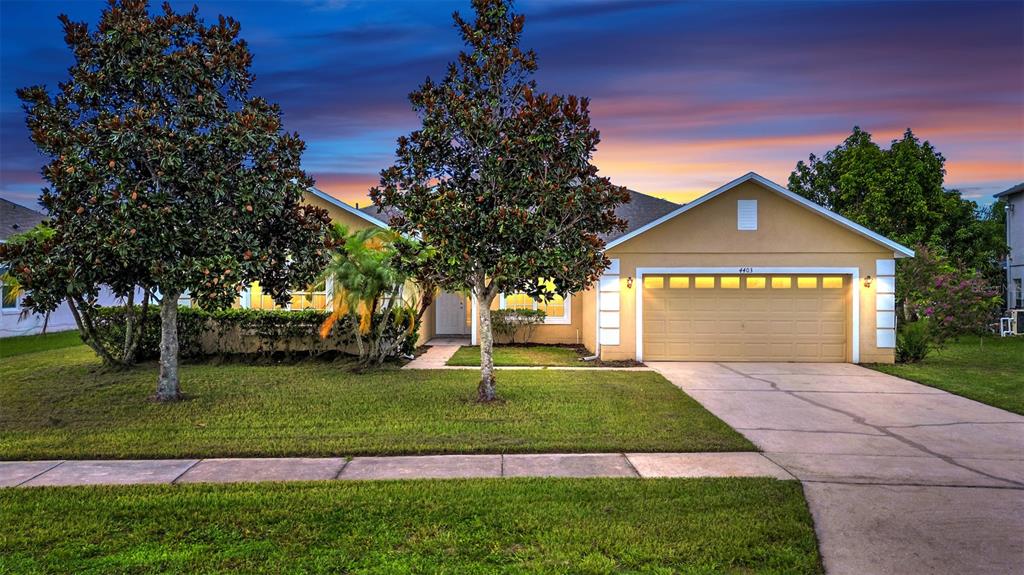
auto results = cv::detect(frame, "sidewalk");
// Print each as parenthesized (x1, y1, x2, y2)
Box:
(0, 452, 791, 488)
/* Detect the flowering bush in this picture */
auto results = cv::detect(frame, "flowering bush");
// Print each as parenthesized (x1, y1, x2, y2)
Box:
(900, 246, 1002, 344)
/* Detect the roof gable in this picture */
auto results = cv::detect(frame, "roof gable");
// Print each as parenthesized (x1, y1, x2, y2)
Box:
(994, 182, 1023, 199)
(604, 172, 915, 258)
(306, 187, 388, 229)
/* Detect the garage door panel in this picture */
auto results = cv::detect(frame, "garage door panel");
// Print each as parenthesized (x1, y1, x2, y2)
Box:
(643, 274, 848, 362)
(821, 320, 845, 336)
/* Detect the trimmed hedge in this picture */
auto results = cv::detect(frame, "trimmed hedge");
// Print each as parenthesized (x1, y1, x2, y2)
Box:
(94, 306, 357, 360)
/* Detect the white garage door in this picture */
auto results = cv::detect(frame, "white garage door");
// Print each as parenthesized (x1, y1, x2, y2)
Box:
(642, 274, 848, 362)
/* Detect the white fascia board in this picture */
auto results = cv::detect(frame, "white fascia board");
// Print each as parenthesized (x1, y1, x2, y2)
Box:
(307, 187, 389, 229)
(603, 172, 915, 258)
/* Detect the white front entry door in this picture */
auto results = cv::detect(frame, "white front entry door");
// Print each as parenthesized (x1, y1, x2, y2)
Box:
(435, 291, 468, 335)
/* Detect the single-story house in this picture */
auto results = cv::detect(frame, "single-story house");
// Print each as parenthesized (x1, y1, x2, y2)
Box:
(305, 172, 913, 364)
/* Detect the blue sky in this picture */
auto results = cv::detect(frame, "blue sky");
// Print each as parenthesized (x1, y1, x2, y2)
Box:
(1, 0, 1021, 211)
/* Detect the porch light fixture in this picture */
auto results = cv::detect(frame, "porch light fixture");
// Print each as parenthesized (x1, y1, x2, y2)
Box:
(626, 276, 634, 289)
(864, 275, 873, 288)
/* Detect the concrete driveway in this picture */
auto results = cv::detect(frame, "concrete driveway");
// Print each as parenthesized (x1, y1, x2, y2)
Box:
(651, 362, 1024, 575)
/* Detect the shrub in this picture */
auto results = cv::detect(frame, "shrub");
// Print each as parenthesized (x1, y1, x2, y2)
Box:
(492, 309, 547, 344)
(93, 306, 356, 361)
(897, 320, 933, 363)
(900, 245, 1003, 343)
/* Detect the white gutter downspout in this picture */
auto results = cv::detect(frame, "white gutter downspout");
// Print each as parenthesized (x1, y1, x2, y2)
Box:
(583, 288, 600, 361)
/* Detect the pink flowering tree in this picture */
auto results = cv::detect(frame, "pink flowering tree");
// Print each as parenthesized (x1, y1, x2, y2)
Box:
(899, 245, 1002, 343)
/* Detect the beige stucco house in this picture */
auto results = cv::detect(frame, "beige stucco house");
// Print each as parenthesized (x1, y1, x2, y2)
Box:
(305, 172, 913, 364)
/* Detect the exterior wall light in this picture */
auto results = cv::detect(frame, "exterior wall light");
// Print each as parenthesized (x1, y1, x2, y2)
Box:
(864, 275, 873, 288)
(626, 276, 634, 289)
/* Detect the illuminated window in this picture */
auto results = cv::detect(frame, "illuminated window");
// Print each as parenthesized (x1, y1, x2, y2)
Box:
(822, 277, 844, 289)
(721, 276, 740, 289)
(502, 279, 570, 324)
(771, 277, 792, 289)
(797, 277, 818, 289)
(746, 277, 766, 289)
(695, 277, 715, 289)
(249, 281, 329, 310)
(643, 276, 664, 289)
(504, 293, 534, 311)
(669, 276, 689, 289)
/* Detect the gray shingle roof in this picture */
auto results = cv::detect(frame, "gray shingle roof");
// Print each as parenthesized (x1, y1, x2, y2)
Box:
(358, 189, 680, 242)
(0, 198, 46, 241)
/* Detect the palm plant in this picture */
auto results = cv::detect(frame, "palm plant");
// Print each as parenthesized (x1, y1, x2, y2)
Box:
(319, 224, 420, 366)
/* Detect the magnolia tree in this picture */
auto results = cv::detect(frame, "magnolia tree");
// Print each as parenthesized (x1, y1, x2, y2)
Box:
(371, 0, 629, 401)
(10, 1, 331, 401)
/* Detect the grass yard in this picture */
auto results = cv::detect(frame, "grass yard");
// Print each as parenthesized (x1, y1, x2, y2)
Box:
(0, 345, 752, 459)
(448, 344, 585, 366)
(0, 330, 83, 358)
(870, 336, 1024, 415)
(0, 478, 822, 574)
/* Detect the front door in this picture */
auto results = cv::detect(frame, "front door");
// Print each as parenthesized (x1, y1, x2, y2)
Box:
(435, 291, 468, 335)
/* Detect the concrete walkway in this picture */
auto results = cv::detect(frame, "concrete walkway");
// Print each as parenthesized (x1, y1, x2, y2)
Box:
(0, 452, 790, 487)
(651, 361, 1024, 575)
(403, 337, 467, 369)
(403, 337, 652, 370)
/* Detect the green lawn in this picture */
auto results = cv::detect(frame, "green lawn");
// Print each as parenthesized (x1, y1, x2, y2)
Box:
(0, 330, 83, 358)
(870, 336, 1024, 415)
(0, 345, 752, 459)
(0, 478, 822, 574)
(448, 344, 585, 366)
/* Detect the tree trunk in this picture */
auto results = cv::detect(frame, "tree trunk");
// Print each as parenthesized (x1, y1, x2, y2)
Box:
(476, 287, 498, 402)
(67, 296, 118, 366)
(155, 291, 182, 402)
(121, 289, 137, 365)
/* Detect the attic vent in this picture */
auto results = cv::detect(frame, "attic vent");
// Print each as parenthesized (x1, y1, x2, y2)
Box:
(737, 200, 757, 230)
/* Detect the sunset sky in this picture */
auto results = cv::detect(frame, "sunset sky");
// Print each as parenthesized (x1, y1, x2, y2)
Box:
(1, 0, 1021, 211)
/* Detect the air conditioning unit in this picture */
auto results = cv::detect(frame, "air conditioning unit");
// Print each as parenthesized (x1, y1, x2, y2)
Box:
(1003, 310, 1024, 336)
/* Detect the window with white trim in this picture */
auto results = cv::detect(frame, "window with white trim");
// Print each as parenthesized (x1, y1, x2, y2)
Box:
(501, 280, 571, 324)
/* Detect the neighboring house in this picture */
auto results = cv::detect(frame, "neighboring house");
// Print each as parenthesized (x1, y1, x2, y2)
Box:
(353, 172, 913, 364)
(0, 198, 137, 338)
(995, 183, 1023, 310)
(0, 199, 72, 337)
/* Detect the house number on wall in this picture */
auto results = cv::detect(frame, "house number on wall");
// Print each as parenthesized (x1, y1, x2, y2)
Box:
(738, 267, 754, 273)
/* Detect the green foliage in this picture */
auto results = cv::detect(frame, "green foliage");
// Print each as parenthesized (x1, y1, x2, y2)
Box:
(899, 245, 1002, 342)
(369, 0, 630, 397)
(492, 308, 547, 344)
(6, 1, 332, 396)
(12, 0, 331, 313)
(788, 127, 1007, 282)
(320, 224, 423, 365)
(372, 0, 629, 300)
(91, 306, 355, 360)
(896, 320, 933, 363)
